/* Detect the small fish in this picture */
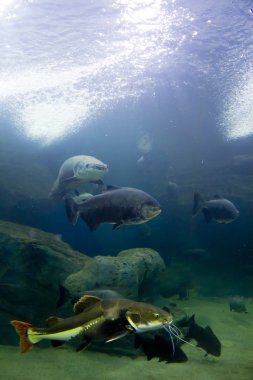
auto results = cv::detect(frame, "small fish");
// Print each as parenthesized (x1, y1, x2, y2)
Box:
(185, 314, 221, 357)
(48, 155, 108, 199)
(229, 297, 248, 313)
(192, 192, 240, 224)
(65, 185, 161, 231)
(11, 296, 173, 353)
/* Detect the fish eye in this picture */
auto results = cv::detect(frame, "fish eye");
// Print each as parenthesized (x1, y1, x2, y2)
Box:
(154, 313, 160, 318)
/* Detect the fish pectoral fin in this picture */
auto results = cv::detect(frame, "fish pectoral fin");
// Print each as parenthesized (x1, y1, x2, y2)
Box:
(76, 338, 91, 352)
(106, 330, 129, 343)
(103, 185, 121, 192)
(73, 295, 102, 314)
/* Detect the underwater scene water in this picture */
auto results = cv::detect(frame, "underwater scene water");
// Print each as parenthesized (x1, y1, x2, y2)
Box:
(1, 0, 253, 379)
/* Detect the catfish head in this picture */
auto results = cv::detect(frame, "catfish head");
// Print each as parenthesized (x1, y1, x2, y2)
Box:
(125, 302, 173, 333)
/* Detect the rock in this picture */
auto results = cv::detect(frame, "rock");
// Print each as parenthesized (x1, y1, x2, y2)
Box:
(64, 248, 166, 298)
(0, 220, 165, 345)
(0, 220, 89, 344)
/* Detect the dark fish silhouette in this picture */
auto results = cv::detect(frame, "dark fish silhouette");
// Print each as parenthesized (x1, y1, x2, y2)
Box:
(185, 315, 221, 357)
(192, 192, 239, 224)
(229, 297, 248, 313)
(134, 333, 188, 363)
(65, 185, 161, 231)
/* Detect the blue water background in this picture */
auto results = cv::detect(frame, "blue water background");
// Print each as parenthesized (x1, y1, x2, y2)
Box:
(0, 0, 253, 292)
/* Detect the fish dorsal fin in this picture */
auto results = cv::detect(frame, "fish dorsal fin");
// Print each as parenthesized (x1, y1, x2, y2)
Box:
(73, 295, 102, 314)
(46, 316, 63, 327)
(213, 194, 222, 199)
(204, 326, 213, 334)
(103, 185, 121, 192)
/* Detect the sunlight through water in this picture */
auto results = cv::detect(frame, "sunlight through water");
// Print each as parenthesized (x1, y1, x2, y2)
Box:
(0, 0, 192, 144)
(221, 67, 253, 140)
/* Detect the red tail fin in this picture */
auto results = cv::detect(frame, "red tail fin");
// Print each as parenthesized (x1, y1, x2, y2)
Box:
(11, 320, 33, 353)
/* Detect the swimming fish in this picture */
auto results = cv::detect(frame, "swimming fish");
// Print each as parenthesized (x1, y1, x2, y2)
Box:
(192, 192, 240, 224)
(11, 295, 173, 353)
(65, 185, 161, 231)
(135, 333, 188, 363)
(48, 155, 108, 199)
(184, 314, 221, 357)
(229, 296, 248, 313)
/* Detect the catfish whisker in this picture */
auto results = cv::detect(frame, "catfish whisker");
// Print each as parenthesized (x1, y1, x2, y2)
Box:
(170, 323, 182, 336)
(169, 325, 181, 340)
(164, 325, 175, 355)
(164, 323, 196, 349)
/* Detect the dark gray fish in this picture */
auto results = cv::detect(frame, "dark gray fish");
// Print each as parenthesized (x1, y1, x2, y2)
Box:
(65, 185, 161, 231)
(192, 192, 240, 224)
(185, 314, 221, 357)
(229, 297, 248, 313)
(135, 333, 188, 363)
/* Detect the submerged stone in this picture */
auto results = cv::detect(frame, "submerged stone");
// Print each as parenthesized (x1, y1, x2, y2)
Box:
(64, 248, 166, 298)
(0, 220, 89, 344)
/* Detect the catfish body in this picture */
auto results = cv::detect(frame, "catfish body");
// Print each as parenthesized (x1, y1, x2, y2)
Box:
(11, 296, 173, 353)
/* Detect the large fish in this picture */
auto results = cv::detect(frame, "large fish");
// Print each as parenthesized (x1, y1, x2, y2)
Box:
(48, 155, 108, 199)
(65, 185, 161, 231)
(11, 295, 173, 353)
(192, 192, 239, 224)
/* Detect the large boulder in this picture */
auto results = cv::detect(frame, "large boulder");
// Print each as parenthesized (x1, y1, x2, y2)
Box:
(64, 248, 166, 298)
(0, 220, 90, 344)
(0, 220, 166, 345)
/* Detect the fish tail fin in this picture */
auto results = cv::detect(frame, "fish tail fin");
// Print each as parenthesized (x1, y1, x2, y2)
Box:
(11, 320, 34, 353)
(65, 197, 79, 225)
(192, 192, 204, 215)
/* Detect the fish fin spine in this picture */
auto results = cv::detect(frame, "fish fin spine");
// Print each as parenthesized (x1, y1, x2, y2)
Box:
(10, 320, 34, 353)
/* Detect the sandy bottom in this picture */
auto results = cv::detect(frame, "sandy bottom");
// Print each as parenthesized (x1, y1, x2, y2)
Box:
(1, 297, 253, 380)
